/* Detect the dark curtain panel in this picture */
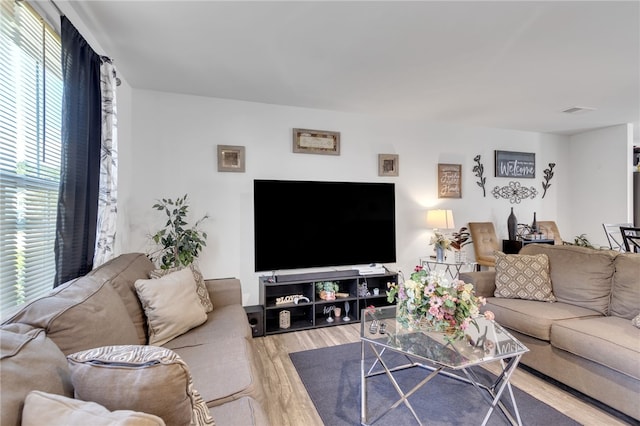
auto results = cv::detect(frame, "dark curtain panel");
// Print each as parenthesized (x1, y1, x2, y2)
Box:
(54, 16, 102, 287)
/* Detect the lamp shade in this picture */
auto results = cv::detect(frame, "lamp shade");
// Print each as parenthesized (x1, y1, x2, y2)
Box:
(426, 209, 455, 230)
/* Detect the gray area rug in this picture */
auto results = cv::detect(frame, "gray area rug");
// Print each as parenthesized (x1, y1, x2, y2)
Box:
(290, 341, 580, 426)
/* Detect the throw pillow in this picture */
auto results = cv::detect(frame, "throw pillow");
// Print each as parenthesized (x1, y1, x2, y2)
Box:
(149, 263, 213, 313)
(633, 314, 640, 328)
(135, 268, 207, 346)
(67, 345, 214, 426)
(494, 251, 556, 302)
(0, 323, 73, 426)
(22, 391, 166, 426)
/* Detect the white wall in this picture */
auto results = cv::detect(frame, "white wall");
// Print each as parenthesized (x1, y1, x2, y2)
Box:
(117, 89, 571, 305)
(567, 124, 634, 247)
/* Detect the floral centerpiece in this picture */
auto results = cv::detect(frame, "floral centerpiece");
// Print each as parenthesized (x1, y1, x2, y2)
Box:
(386, 266, 494, 341)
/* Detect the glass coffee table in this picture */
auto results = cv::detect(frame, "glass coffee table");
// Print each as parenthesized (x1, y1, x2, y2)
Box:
(360, 305, 528, 426)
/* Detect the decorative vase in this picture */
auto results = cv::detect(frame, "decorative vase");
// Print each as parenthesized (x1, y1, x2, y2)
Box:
(436, 245, 445, 262)
(508, 207, 517, 240)
(531, 212, 538, 234)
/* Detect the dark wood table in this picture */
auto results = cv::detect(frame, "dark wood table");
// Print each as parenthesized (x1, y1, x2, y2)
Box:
(502, 238, 554, 254)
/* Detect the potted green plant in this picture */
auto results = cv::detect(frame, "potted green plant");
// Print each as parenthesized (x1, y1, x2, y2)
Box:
(569, 234, 595, 249)
(315, 281, 339, 300)
(150, 194, 208, 269)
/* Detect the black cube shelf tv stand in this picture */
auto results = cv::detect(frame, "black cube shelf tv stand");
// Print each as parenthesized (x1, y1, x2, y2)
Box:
(259, 270, 398, 335)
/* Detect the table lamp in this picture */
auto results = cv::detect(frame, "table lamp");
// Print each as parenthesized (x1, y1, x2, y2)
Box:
(426, 209, 455, 232)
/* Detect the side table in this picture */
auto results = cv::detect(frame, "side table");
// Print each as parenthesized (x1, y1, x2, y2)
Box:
(419, 257, 479, 280)
(502, 239, 554, 254)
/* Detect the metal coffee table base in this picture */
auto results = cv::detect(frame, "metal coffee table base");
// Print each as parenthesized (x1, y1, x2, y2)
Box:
(360, 342, 525, 426)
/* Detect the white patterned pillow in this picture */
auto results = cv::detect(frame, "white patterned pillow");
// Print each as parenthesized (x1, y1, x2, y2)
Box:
(494, 252, 556, 302)
(22, 391, 166, 426)
(67, 345, 214, 426)
(633, 314, 640, 328)
(149, 263, 213, 313)
(136, 268, 208, 346)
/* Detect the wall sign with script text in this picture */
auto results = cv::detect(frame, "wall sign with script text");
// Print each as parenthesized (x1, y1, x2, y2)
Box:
(438, 163, 462, 198)
(495, 150, 535, 178)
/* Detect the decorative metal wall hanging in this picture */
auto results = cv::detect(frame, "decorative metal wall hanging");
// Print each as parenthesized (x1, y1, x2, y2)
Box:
(472, 155, 487, 197)
(541, 163, 556, 198)
(492, 181, 538, 204)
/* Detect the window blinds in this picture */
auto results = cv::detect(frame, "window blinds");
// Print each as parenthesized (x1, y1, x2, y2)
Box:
(0, 1, 62, 312)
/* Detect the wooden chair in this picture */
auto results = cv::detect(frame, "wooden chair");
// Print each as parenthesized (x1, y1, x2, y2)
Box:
(603, 223, 633, 251)
(620, 226, 640, 253)
(468, 222, 500, 268)
(537, 221, 563, 245)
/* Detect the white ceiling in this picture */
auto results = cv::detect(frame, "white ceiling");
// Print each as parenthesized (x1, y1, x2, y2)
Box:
(63, 1, 639, 138)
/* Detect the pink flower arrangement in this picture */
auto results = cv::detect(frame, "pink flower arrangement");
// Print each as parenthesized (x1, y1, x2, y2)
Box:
(387, 265, 494, 340)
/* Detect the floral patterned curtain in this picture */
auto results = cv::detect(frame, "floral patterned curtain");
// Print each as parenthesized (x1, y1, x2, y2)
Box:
(93, 59, 118, 267)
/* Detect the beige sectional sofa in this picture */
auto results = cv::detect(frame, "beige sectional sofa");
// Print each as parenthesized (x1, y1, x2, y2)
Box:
(460, 243, 640, 421)
(1, 253, 269, 426)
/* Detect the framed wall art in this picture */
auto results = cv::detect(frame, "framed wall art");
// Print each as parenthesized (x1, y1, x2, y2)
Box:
(378, 154, 399, 177)
(292, 128, 340, 155)
(217, 145, 245, 172)
(438, 163, 462, 198)
(495, 150, 535, 178)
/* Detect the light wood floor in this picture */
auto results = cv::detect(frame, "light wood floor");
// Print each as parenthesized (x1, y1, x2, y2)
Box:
(252, 323, 630, 426)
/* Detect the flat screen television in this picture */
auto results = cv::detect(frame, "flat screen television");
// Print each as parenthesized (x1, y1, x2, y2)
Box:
(254, 179, 397, 272)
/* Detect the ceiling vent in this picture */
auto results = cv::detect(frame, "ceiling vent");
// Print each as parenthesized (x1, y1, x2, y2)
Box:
(562, 106, 596, 114)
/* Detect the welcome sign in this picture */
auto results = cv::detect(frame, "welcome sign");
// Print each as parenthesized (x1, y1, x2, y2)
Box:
(495, 150, 536, 178)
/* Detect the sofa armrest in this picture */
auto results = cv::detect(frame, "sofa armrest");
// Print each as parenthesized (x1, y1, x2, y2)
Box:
(205, 278, 242, 308)
(458, 271, 496, 298)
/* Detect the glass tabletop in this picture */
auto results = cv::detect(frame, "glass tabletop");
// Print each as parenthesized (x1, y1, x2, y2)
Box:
(419, 256, 478, 267)
(361, 305, 528, 370)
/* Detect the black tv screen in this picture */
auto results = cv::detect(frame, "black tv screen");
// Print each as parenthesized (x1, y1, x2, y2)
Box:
(254, 180, 397, 272)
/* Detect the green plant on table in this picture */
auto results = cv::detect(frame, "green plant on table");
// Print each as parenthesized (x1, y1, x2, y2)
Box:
(568, 234, 594, 248)
(150, 194, 208, 269)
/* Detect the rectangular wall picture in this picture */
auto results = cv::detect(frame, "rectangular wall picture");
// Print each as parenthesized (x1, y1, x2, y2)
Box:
(438, 163, 462, 198)
(378, 154, 399, 176)
(495, 150, 535, 178)
(217, 145, 245, 172)
(292, 128, 340, 155)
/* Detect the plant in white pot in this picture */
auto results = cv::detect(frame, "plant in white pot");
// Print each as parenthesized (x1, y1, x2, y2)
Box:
(150, 194, 208, 269)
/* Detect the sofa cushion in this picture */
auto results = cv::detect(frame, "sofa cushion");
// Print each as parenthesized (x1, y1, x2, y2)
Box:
(520, 244, 615, 315)
(163, 305, 252, 348)
(170, 338, 264, 408)
(209, 397, 269, 426)
(67, 345, 214, 426)
(22, 391, 166, 426)
(484, 297, 602, 341)
(551, 316, 640, 380)
(3, 276, 139, 355)
(609, 253, 640, 320)
(149, 263, 213, 313)
(88, 253, 155, 345)
(0, 323, 74, 426)
(494, 252, 555, 301)
(135, 268, 208, 346)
